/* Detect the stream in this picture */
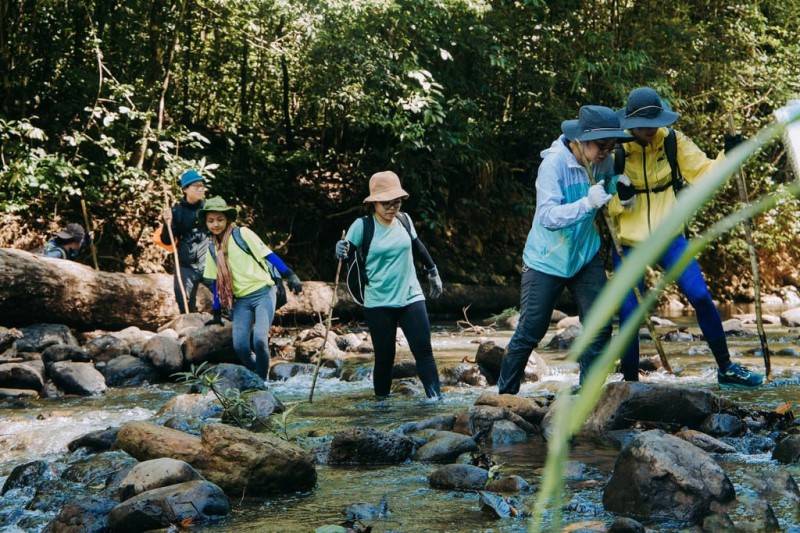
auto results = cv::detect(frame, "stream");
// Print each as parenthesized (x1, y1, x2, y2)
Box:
(2, 312, 800, 532)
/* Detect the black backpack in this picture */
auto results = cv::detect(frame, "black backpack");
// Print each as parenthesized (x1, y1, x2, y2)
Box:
(207, 227, 287, 309)
(345, 213, 415, 306)
(614, 128, 685, 195)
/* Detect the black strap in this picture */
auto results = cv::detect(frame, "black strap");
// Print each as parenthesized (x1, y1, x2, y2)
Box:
(614, 128, 684, 195)
(208, 227, 277, 278)
(614, 146, 626, 176)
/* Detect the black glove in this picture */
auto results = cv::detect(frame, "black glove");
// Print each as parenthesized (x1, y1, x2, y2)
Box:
(205, 309, 223, 326)
(724, 133, 743, 154)
(286, 271, 303, 294)
(616, 176, 636, 202)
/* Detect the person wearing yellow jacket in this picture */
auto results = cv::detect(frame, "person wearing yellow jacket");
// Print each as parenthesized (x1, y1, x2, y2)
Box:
(610, 86, 762, 387)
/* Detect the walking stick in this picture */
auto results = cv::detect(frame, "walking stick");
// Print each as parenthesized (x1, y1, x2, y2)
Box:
(577, 142, 674, 374)
(163, 189, 189, 314)
(309, 230, 347, 403)
(727, 113, 771, 379)
(80, 197, 100, 271)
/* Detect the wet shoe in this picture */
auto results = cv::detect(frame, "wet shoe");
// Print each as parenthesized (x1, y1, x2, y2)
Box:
(718, 362, 763, 387)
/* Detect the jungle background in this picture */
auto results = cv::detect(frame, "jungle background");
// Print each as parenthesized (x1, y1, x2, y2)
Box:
(2, 0, 799, 302)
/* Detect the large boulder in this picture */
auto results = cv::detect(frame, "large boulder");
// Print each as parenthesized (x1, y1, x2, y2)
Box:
(0, 361, 44, 391)
(49, 361, 107, 395)
(328, 427, 415, 465)
(68, 427, 120, 453)
(61, 450, 138, 493)
(102, 355, 160, 387)
(582, 382, 734, 438)
(42, 494, 117, 533)
(474, 393, 548, 424)
(140, 334, 183, 375)
(156, 392, 223, 420)
(108, 480, 229, 532)
(117, 458, 202, 500)
(191, 363, 266, 393)
(428, 464, 489, 491)
(41, 344, 91, 367)
(15, 324, 78, 352)
(83, 335, 130, 363)
(602, 430, 735, 522)
(114, 422, 316, 496)
(182, 322, 234, 364)
(413, 431, 478, 463)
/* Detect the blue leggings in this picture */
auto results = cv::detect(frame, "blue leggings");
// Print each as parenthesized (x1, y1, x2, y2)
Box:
(232, 285, 277, 380)
(613, 235, 730, 380)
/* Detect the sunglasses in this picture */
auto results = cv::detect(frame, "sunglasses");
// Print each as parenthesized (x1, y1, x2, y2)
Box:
(379, 199, 403, 209)
(593, 140, 617, 153)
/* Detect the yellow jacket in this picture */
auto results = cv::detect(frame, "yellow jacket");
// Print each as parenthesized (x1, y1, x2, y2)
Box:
(609, 127, 724, 245)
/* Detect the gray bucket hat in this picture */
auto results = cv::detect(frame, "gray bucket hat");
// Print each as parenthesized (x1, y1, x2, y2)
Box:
(617, 87, 679, 129)
(561, 105, 634, 142)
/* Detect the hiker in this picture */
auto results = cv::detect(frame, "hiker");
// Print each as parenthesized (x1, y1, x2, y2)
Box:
(496, 106, 631, 394)
(200, 196, 303, 380)
(610, 86, 761, 387)
(41, 223, 87, 260)
(334, 171, 444, 400)
(160, 169, 208, 313)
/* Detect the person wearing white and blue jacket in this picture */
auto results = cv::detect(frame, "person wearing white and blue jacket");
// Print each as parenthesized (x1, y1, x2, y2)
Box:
(497, 105, 633, 394)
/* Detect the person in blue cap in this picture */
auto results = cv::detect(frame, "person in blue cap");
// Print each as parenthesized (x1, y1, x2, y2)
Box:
(161, 169, 209, 313)
(609, 86, 762, 387)
(41, 223, 87, 260)
(497, 105, 632, 393)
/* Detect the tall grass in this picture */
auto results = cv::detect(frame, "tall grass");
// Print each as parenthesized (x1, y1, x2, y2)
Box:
(530, 105, 800, 532)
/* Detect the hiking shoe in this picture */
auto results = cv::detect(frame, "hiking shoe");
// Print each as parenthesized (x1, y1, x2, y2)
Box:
(718, 362, 763, 387)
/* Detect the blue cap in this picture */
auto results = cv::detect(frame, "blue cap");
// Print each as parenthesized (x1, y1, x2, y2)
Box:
(617, 87, 679, 129)
(561, 105, 634, 142)
(179, 169, 204, 189)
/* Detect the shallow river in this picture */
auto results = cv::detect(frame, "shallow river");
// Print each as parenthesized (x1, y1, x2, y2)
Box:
(2, 317, 800, 532)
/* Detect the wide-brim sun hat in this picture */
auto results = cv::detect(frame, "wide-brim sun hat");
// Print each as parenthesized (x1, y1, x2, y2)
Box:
(561, 105, 634, 142)
(179, 169, 204, 189)
(616, 86, 680, 129)
(363, 171, 410, 203)
(197, 196, 238, 221)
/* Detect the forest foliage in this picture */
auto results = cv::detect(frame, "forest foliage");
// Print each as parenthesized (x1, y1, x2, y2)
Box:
(2, 0, 799, 298)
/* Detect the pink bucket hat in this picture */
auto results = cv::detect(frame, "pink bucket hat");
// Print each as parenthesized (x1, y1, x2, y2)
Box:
(363, 171, 410, 203)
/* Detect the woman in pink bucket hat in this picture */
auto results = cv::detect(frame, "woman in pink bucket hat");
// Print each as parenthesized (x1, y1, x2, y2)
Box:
(335, 171, 443, 400)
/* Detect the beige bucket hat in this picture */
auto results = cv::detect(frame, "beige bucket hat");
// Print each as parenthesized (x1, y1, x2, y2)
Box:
(363, 171, 410, 203)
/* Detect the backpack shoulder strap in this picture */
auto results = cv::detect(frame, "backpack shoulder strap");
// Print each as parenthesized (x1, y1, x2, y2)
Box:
(359, 215, 375, 260)
(396, 212, 415, 239)
(232, 226, 272, 275)
(664, 128, 684, 191)
(613, 145, 626, 176)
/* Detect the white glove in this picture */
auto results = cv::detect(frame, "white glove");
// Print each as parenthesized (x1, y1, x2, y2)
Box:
(617, 174, 636, 207)
(584, 180, 612, 210)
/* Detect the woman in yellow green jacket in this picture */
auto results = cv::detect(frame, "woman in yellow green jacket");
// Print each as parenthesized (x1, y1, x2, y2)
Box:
(610, 86, 761, 387)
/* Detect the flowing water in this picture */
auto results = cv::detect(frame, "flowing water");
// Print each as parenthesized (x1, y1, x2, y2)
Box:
(2, 316, 800, 532)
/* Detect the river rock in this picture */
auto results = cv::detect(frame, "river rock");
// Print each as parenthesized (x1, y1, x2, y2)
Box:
(191, 362, 266, 393)
(781, 307, 800, 327)
(490, 419, 528, 446)
(391, 378, 422, 396)
(102, 354, 160, 387)
(475, 341, 505, 384)
(108, 480, 229, 532)
(0, 387, 39, 400)
(343, 495, 389, 521)
(662, 329, 695, 342)
(337, 333, 364, 352)
(722, 318, 752, 337)
(269, 361, 316, 381)
(140, 334, 183, 375)
(474, 393, 548, 424)
(156, 391, 222, 420)
(68, 427, 120, 453)
(429, 464, 489, 491)
(244, 389, 285, 420)
(1, 460, 51, 494)
(158, 313, 211, 336)
(163, 416, 205, 436)
(397, 414, 456, 434)
(182, 322, 234, 364)
(699, 413, 745, 437)
(294, 328, 344, 363)
(0, 361, 44, 390)
(42, 494, 117, 533)
(732, 313, 781, 326)
(391, 359, 418, 379)
(582, 382, 734, 437)
(49, 361, 107, 395)
(602, 430, 735, 522)
(41, 344, 91, 366)
(117, 458, 202, 500)
(106, 326, 156, 356)
(0, 326, 22, 354)
(61, 450, 137, 490)
(115, 422, 316, 495)
(485, 475, 530, 493)
(772, 434, 800, 463)
(547, 325, 582, 350)
(466, 405, 537, 440)
(26, 479, 88, 512)
(608, 517, 646, 533)
(674, 429, 736, 454)
(555, 316, 580, 329)
(440, 362, 487, 386)
(413, 431, 478, 462)
(328, 427, 415, 465)
(16, 324, 78, 352)
(83, 334, 130, 363)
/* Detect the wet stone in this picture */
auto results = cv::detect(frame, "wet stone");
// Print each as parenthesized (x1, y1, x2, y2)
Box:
(772, 434, 800, 463)
(42, 494, 117, 533)
(16, 324, 78, 352)
(490, 420, 528, 447)
(61, 450, 137, 493)
(2, 460, 51, 495)
(190, 363, 266, 393)
(429, 464, 489, 491)
(328, 427, 415, 465)
(608, 517, 646, 533)
(67, 427, 120, 453)
(699, 413, 745, 437)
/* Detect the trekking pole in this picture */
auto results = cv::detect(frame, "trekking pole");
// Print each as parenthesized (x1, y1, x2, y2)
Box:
(163, 189, 189, 315)
(309, 230, 347, 403)
(577, 142, 674, 374)
(80, 197, 100, 271)
(727, 113, 771, 379)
